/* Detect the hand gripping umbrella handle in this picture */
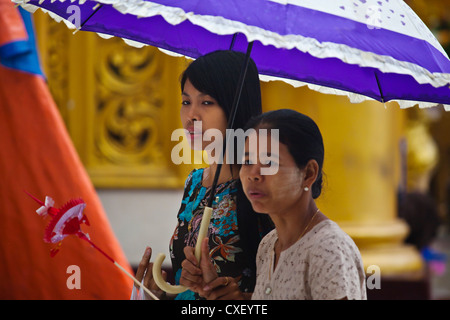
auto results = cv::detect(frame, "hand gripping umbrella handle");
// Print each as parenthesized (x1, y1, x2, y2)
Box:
(152, 206, 213, 294)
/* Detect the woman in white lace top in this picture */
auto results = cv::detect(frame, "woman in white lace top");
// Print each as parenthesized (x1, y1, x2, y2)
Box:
(181, 109, 367, 300)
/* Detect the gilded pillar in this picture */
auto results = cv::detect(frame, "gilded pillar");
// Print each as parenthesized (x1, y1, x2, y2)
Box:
(261, 81, 423, 276)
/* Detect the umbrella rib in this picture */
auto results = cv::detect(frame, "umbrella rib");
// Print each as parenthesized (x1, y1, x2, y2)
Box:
(229, 33, 238, 50)
(374, 72, 385, 103)
(77, 4, 104, 32)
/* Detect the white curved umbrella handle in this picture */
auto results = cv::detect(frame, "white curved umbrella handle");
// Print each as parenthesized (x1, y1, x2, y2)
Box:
(152, 206, 213, 294)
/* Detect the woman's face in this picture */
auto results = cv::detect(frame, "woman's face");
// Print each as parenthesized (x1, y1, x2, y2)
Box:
(240, 130, 307, 216)
(180, 79, 228, 151)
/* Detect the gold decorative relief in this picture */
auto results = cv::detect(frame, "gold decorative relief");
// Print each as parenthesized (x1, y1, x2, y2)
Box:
(95, 38, 164, 166)
(95, 96, 162, 165)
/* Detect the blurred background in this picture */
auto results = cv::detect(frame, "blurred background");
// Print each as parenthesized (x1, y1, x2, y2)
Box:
(1, 0, 449, 299)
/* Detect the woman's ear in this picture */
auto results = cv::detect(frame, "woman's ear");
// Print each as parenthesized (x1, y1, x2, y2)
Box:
(303, 159, 319, 189)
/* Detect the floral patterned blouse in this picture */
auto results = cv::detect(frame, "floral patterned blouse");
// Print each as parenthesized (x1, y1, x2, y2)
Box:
(169, 168, 256, 300)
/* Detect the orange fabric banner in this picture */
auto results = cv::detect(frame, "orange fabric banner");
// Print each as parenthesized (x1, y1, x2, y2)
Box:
(0, 64, 134, 299)
(0, 3, 134, 299)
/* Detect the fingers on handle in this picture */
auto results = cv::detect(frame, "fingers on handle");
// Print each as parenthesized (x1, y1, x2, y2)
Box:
(200, 238, 211, 268)
(183, 245, 198, 266)
(135, 246, 151, 283)
(204, 277, 242, 300)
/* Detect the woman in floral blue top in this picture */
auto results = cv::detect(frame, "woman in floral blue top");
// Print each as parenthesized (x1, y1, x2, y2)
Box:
(133, 50, 273, 300)
(170, 169, 246, 300)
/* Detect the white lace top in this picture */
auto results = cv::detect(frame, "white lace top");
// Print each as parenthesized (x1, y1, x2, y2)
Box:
(252, 220, 367, 300)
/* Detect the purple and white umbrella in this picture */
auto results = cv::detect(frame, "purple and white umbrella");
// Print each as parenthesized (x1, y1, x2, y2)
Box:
(13, 0, 450, 295)
(14, 0, 450, 110)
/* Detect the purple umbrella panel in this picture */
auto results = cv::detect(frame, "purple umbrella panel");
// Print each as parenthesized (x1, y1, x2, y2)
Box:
(14, 0, 450, 110)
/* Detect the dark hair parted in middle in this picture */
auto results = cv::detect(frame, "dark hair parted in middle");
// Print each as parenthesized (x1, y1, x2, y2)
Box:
(245, 109, 325, 199)
(181, 50, 262, 131)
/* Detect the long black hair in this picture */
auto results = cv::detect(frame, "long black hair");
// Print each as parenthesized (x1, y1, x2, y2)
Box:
(245, 109, 325, 199)
(181, 50, 273, 290)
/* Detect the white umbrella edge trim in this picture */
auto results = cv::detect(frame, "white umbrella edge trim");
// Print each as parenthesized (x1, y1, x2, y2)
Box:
(14, 0, 450, 89)
(103, 0, 450, 88)
(14, 1, 450, 110)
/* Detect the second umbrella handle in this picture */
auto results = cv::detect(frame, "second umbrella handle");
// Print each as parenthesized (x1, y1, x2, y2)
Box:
(152, 206, 213, 294)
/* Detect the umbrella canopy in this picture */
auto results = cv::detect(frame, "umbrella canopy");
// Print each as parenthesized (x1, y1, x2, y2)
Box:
(12, 0, 450, 296)
(14, 0, 450, 110)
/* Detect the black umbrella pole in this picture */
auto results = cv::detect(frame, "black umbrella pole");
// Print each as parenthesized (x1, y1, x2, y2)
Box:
(206, 42, 254, 208)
